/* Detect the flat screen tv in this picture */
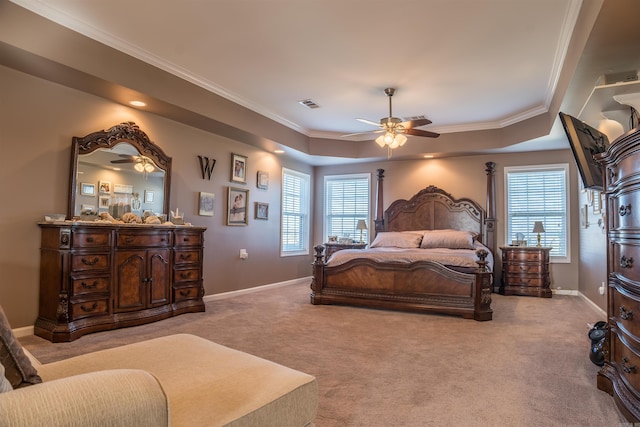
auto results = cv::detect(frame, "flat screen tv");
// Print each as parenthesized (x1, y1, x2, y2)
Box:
(559, 112, 609, 191)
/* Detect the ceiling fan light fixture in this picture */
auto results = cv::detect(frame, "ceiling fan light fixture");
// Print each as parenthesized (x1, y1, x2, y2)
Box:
(375, 134, 387, 147)
(144, 162, 155, 173)
(134, 162, 145, 172)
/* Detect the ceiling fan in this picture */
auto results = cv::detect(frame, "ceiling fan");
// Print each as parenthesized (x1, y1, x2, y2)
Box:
(111, 155, 155, 173)
(344, 88, 439, 154)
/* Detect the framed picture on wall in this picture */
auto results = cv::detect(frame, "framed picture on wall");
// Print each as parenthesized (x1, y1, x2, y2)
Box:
(80, 182, 95, 196)
(99, 181, 111, 194)
(144, 190, 155, 203)
(99, 195, 110, 210)
(257, 170, 269, 190)
(255, 202, 269, 220)
(227, 187, 249, 225)
(231, 153, 247, 184)
(198, 192, 215, 216)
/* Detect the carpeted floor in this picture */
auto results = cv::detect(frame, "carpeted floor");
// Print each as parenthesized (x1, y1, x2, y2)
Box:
(21, 283, 625, 426)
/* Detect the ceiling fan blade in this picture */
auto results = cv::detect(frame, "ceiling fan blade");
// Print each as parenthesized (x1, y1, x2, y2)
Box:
(405, 128, 440, 138)
(342, 129, 385, 138)
(356, 118, 382, 127)
(401, 118, 432, 128)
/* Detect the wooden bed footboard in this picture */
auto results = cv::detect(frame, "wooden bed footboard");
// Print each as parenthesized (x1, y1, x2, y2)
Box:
(310, 245, 493, 321)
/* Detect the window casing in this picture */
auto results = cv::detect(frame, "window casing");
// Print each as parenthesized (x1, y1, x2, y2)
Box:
(281, 168, 310, 256)
(504, 164, 570, 262)
(324, 173, 370, 243)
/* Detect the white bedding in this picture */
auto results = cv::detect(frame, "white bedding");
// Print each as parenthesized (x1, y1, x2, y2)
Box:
(326, 241, 493, 271)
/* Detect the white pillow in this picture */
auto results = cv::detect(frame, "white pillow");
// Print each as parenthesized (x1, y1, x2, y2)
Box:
(370, 232, 423, 248)
(0, 363, 13, 393)
(420, 230, 475, 249)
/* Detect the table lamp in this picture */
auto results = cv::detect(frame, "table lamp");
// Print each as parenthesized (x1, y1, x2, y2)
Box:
(532, 221, 545, 247)
(356, 220, 368, 243)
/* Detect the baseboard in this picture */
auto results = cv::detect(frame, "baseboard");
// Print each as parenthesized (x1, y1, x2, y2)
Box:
(577, 291, 607, 318)
(14, 277, 312, 338)
(552, 289, 579, 296)
(203, 276, 311, 302)
(13, 325, 34, 338)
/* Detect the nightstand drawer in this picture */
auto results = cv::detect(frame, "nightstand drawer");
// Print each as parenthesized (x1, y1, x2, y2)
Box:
(505, 263, 543, 274)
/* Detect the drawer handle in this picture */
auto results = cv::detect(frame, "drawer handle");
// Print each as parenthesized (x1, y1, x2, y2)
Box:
(81, 281, 98, 290)
(86, 237, 94, 243)
(81, 257, 100, 266)
(125, 237, 134, 243)
(179, 253, 192, 260)
(622, 357, 637, 374)
(621, 256, 634, 269)
(619, 306, 634, 321)
(183, 238, 190, 242)
(80, 302, 98, 313)
(619, 204, 632, 217)
(179, 289, 191, 297)
(180, 272, 191, 279)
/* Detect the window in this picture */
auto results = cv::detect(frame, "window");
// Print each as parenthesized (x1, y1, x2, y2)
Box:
(324, 174, 370, 243)
(505, 164, 570, 262)
(281, 168, 310, 256)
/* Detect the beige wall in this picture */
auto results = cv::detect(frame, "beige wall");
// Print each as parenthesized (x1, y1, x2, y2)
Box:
(314, 150, 606, 307)
(0, 65, 313, 328)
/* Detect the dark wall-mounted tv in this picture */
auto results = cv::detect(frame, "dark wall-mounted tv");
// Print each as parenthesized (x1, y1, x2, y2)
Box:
(559, 112, 609, 191)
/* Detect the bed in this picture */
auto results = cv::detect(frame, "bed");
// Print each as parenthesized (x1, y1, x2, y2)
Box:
(311, 162, 496, 321)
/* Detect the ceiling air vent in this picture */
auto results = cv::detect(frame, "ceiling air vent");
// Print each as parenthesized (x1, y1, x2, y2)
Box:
(298, 99, 320, 109)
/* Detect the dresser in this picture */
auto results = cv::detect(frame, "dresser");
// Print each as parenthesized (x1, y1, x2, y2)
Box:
(36, 223, 206, 342)
(324, 242, 367, 258)
(499, 246, 552, 298)
(596, 127, 640, 422)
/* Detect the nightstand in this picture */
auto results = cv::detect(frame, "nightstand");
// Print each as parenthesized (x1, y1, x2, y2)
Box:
(499, 246, 552, 298)
(324, 242, 367, 258)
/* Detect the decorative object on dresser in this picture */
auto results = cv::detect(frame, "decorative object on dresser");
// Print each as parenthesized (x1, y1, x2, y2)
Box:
(37, 123, 205, 342)
(311, 162, 497, 321)
(532, 221, 545, 246)
(324, 242, 367, 259)
(595, 126, 640, 422)
(499, 246, 551, 298)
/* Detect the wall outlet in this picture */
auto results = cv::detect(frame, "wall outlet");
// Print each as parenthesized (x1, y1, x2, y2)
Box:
(599, 282, 606, 295)
(239, 249, 248, 260)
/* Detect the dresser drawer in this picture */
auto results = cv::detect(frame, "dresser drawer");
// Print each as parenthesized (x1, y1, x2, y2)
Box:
(505, 263, 543, 274)
(174, 250, 201, 265)
(611, 241, 640, 282)
(606, 151, 640, 190)
(70, 253, 110, 272)
(611, 332, 640, 393)
(609, 188, 640, 230)
(174, 231, 203, 247)
(116, 231, 172, 248)
(611, 286, 640, 340)
(174, 268, 201, 283)
(503, 250, 547, 262)
(503, 273, 544, 287)
(173, 285, 201, 302)
(70, 299, 109, 320)
(71, 276, 110, 296)
(72, 230, 111, 248)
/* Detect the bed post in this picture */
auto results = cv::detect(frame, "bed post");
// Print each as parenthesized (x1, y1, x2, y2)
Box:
(374, 169, 385, 234)
(485, 162, 496, 255)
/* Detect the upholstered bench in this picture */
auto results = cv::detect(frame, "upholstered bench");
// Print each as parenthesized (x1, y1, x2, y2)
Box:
(1, 333, 318, 426)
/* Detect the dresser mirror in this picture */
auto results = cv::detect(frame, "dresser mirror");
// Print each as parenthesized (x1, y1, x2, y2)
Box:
(67, 122, 172, 219)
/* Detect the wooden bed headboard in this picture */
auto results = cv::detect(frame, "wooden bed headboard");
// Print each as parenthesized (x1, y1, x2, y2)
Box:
(384, 186, 485, 241)
(374, 162, 496, 253)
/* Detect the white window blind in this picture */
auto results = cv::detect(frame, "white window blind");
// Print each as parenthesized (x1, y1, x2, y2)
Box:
(505, 165, 569, 260)
(324, 174, 370, 242)
(281, 168, 310, 256)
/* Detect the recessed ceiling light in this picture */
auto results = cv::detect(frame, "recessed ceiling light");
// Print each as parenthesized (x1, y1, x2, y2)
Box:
(130, 100, 146, 107)
(274, 149, 285, 154)
(423, 155, 434, 158)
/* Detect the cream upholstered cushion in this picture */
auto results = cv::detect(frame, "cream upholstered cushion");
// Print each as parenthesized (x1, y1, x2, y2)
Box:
(419, 230, 475, 249)
(0, 369, 169, 427)
(36, 334, 318, 427)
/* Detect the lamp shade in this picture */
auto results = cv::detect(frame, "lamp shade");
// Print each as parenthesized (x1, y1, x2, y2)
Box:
(356, 219, 368, 230)
(532, 221, 545, 233)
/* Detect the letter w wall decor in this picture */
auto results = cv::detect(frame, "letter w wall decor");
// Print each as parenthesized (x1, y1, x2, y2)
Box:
(198, 155, 216, 180)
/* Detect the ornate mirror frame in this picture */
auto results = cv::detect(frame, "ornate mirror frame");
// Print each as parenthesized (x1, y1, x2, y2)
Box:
(67, 122, 172, 219)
